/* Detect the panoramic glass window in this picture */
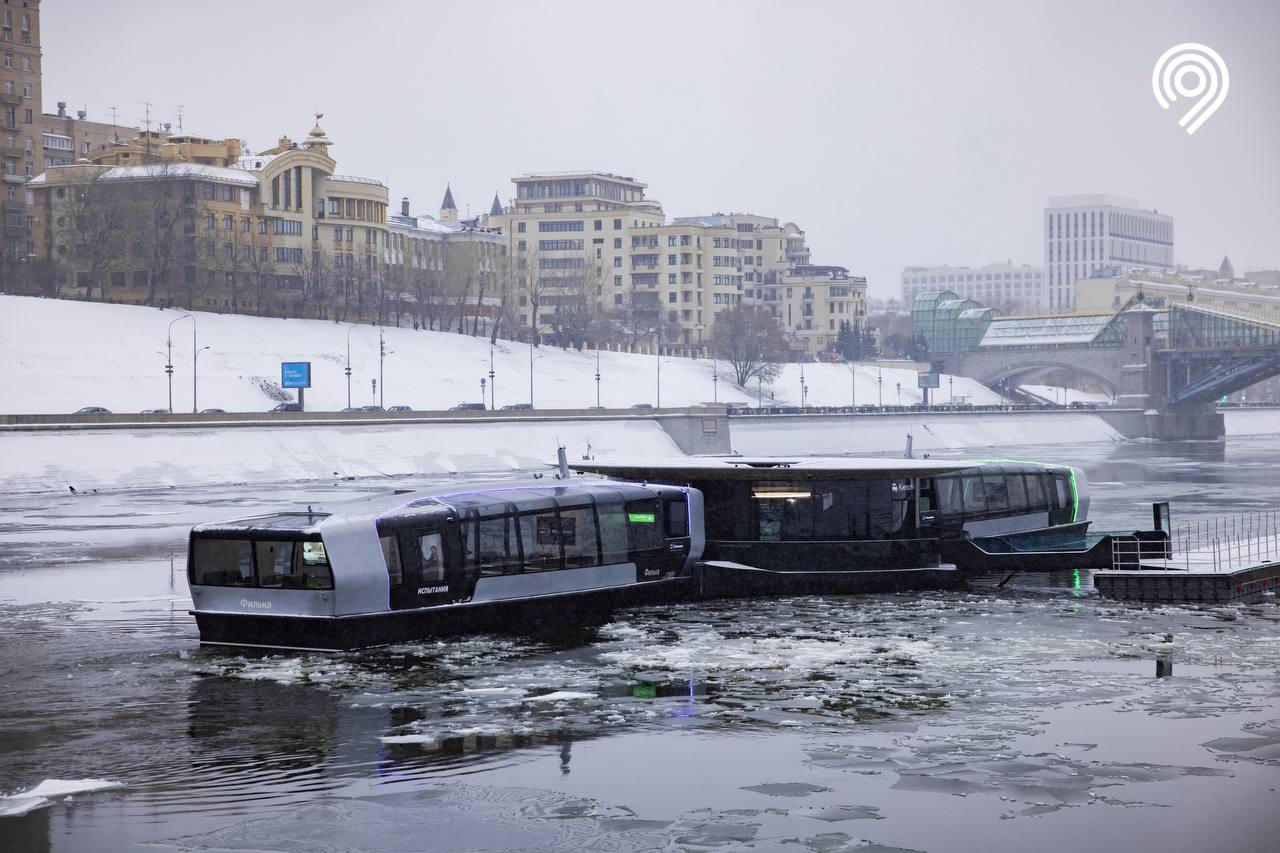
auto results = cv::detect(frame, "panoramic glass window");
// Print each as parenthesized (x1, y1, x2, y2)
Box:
(190, 538, 253, 586)
(597, 503, 630, 564)
(380, 534, 402, 585)
(254, 541, 295, 587)
(558, 504, 599, 568)
(519, 509, 562, 571)
(475, 514, 521, 576)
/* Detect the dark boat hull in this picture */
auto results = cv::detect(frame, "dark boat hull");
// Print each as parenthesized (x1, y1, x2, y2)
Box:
(691, 561, 966, 598)
(193, 577, 690, 651)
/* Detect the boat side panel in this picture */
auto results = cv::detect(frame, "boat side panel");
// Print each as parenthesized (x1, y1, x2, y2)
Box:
(962, 511, 1051, 538)
(191, 586, 335, 617)
(318, 515, 390, 616)
(469, 562, 640, 603)
(686, 488, 706, 569)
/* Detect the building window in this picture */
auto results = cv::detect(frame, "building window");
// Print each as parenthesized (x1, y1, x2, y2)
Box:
(613, 219, 622, 229)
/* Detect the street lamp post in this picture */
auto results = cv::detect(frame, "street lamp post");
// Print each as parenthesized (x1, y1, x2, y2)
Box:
(187, 313, 200, 414)
(712, 356, 718, 403)
(529, 349, 545, 407)
(657, 358, 672, 409)
(800, 362, 807, 409)
(193, 345, 211, 413)
(877, 363, 883, 408)
(849, 363, 857, 408)
(378, 329, 387, 409)
(165, 313, 191, 413)
(488, 344, 496, 410)
(896, 382, 902, 406)
(949, 375, 954, 404)
(480, 377, 486, 408)
(344, 323, 359, 409)
(595, 347, 602, 408)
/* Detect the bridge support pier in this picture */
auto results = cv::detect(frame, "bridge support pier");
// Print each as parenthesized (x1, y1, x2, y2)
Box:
(1099, 406, 1224, 440)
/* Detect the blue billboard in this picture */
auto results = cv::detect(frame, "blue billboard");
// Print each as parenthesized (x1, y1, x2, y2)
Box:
(281, 361, 312, 389)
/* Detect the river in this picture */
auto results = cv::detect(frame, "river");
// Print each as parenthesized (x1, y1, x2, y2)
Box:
(0, 437, 1277, 853)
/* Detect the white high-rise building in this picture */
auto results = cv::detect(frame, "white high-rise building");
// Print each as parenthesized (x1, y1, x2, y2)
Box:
(1044, 194, 1174, 313)
(901, 262, 1045, 314)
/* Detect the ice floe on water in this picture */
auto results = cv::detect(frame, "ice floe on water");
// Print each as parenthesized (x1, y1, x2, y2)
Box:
(0, 778, 122, 817)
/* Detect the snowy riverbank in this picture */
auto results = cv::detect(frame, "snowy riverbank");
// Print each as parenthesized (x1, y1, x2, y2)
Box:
(0, 295, 999, 414)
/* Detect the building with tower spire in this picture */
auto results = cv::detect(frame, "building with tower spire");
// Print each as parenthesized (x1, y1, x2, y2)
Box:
(439, 184, 457, 222)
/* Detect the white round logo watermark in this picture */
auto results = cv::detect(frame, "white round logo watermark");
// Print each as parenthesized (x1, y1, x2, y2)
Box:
(1152, 43, 1229, 135)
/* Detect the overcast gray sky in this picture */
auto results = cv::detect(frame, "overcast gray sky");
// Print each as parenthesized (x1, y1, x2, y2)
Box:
(45, 0, 1280, 298)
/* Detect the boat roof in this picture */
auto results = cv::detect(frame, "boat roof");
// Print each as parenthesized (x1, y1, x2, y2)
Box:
(570, 456, 984, 481)
(191, 477, 671, 534)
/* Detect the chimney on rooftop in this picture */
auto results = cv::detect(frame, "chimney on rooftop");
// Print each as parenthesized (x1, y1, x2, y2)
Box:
(401, 197, 410, 216)
(76, 110, 86, 120)
(56, 101, 66, 117)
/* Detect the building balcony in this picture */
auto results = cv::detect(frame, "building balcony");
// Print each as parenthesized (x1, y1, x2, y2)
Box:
(2, 173, 27, 184)
(0, 93, 21, 106)
(1, 145, 25, 159)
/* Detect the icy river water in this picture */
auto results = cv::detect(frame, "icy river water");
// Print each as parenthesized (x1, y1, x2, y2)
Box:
(1, 438, 1278, 853)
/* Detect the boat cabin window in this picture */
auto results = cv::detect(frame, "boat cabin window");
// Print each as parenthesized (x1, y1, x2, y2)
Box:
(1006, 473, 1028, 511)
(1026, 473, 1046, 511)
(664, 497, 689, 537)
(980, 475, 1009, 513)
(935, 475, 963, 518)
(519, 509, 563, 572)
(466, 513, 522, 576)
(1052, 473, 1071, 511)
(558, 504, 600, 568)
(960, 476, 985, 514)
(191, 538, 254, 586)
(597, 503, 630, 563)
(381, 535, 403, 585)
(190, 537, 333, 590)
(418, 532, 444, 582)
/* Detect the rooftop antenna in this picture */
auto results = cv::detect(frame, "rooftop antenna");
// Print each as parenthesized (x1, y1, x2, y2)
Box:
(141, 100, 153, 160)
(108, 105, 120, 143)
(174, 104, 184, 134)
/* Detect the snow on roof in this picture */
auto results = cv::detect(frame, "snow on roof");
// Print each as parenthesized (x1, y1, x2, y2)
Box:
(327, 174, 385, 187)
(571, 456, 982, 481)
(31, 163, 259, 187)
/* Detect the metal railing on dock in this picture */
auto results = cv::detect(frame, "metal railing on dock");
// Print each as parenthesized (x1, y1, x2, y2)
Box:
(1110, 510, 1280, 572)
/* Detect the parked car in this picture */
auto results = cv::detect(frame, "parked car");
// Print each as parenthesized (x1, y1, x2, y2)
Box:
(387, 405, 413, 412)
(500, 403, 533, 411)
(341, 406, 363, 412)
(270, 402, 303, 412)
(75, 406, 111, 414)
(629, 403, 655, 410)
(199, 408, 226, 414)
(361, 405, 385, 412)
(450, 402, 486, 411)
(140, 408, 171, 414)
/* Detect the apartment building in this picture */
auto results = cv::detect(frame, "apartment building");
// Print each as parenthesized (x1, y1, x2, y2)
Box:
(40, 101, 120, 168)
(0, 0, 39, 264)
(488, 171, 667, 338)
(386, 191, 506, 330)
(1044, 194, 1174, 313)
(489, 174, 863, 350)
(902, 262, 1045, 314)
(29, 123, 391, 315)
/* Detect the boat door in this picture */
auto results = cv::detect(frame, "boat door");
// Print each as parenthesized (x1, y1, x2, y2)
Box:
(386, 521, 465, 609)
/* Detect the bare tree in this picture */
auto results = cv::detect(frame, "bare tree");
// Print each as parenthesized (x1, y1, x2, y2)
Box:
(56, 170, 128, 301)
(711, 304, 788, 387)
